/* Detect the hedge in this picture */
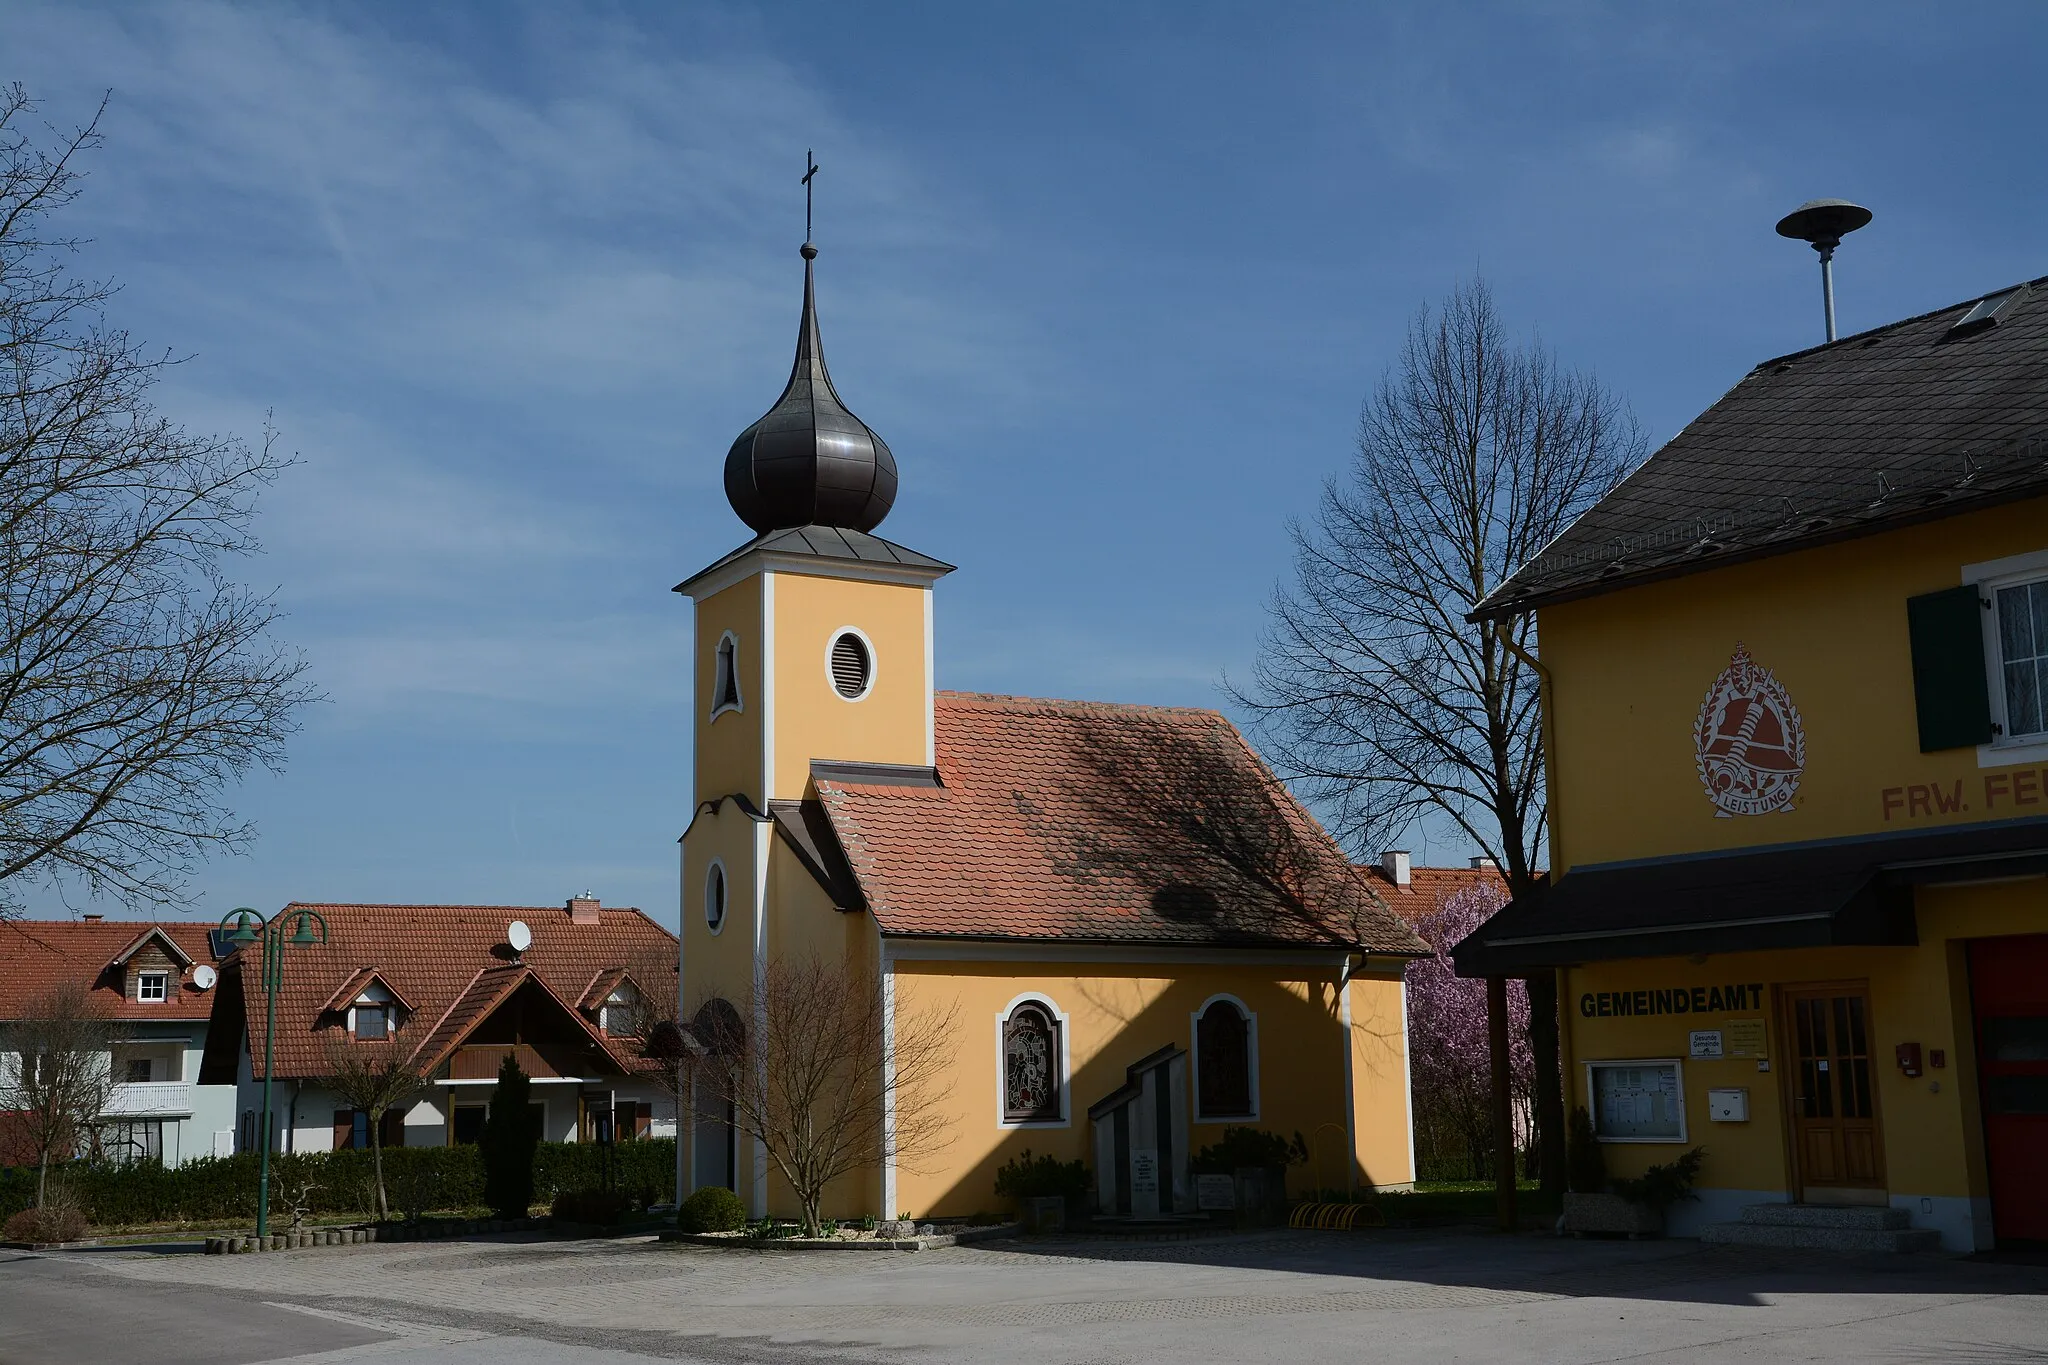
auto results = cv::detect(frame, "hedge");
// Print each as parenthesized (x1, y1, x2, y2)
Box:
(0, 1138, 675, 1228)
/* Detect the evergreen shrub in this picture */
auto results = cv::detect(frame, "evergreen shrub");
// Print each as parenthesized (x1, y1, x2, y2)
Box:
(479, 1056, 540, 1219)
(1189, 1127, 1309, 1173)
(992, 1148, 1090, 1204)
(677, 1185, 747, 1233)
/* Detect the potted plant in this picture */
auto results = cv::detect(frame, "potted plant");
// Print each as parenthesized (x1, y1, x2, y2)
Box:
(1560, 1108, 1704, 1238)
(1189, 1128, 1309, 1227)
(993, 1148, 1091, 1231)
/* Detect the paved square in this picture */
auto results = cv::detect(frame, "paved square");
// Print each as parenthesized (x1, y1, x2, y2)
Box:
(5, 1228, 2045, 1363)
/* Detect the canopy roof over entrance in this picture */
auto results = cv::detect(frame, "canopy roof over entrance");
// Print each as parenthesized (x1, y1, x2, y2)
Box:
(1453, 814, 2048, 977)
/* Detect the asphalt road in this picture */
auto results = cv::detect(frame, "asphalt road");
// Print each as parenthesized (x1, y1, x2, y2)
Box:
(5, 1230, 2047, 1364)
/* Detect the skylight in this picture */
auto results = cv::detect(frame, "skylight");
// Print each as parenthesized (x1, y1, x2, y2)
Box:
(1950, 285, 2028, 335)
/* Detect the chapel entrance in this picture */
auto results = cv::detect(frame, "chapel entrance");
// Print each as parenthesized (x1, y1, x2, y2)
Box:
(1969, 935, 2048, 1245)
(1783, 983, 1886, 1203)
(1088, 1045, 1190, 1218)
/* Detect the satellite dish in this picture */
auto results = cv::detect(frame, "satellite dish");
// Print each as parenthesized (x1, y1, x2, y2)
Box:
(507, 920, 533, 953)
(191, 964, 218, 991)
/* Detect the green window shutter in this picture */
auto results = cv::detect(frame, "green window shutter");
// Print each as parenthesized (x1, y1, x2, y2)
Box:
(1906, 585, 1993, 751)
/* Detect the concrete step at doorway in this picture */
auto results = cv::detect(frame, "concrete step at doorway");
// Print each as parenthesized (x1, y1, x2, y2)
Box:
(1699, 1203, 1938, 1253)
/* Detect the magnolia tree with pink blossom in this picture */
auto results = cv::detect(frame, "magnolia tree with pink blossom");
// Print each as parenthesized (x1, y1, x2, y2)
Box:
(1406, 882, 1534, 1180)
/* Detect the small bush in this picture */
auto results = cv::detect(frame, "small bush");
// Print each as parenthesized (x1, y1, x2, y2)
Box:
(5, 1204, 89, 1244)
(1613, 1147, 1706, 1212)
(992, 1148, 1090, 1204)
(550, 1188, 634, 1226)
(1566, 1106, 1607, 1195)
(1189, 1127, 1308, 1174)
(480, 1056, 540, 1219)
(677, 1185, 748, 1234)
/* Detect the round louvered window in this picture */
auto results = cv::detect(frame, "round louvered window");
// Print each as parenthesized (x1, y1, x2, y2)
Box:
(828, 629, 873, 700)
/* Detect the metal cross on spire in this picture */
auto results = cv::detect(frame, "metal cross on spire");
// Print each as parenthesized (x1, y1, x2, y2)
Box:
(803, 149, 820, 245)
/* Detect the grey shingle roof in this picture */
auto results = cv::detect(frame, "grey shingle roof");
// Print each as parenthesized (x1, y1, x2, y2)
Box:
(675, 524, 954, 595)
(1472, 275, 2048, 620)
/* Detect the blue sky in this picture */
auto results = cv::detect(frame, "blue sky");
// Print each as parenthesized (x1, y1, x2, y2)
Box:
(9, 2, 2045, 928)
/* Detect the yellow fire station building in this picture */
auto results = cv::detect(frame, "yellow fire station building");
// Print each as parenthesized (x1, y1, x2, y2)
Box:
(1459, 274, 2048, 1251)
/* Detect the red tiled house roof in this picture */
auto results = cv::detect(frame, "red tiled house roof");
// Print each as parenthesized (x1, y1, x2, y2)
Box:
(0, 919, 223, 1022)
(1353, 863, 1511, 927)
(198, 902, 677, 1082)
(813, 693, 1427, 955)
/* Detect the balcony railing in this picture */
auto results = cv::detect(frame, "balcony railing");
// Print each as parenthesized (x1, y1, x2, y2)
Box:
(102, 1081, 194, 1117)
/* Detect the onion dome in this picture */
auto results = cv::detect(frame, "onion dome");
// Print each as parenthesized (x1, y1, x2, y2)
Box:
(723, 243, 898, 535)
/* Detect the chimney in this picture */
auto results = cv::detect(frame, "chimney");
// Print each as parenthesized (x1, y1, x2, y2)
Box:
(1470, 856, 1497, 871)
(82, 913, 104, 923)
(567, 892, 601, 926)
(1379, 850, 1411, 887)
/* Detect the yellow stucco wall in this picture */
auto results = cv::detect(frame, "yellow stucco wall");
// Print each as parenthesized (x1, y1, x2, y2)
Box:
(1541, 494, 2048, 872)
(885, 958, 1412, 1220)
(769, 572, 930, 799)
(692, 575, 764, 805)
(1566, 879, 2044, 1201)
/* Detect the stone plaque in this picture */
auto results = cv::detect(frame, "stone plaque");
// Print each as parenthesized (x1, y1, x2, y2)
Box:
(1196, 1174, 1236, 1210)
(1131, 1149, 1159, 1198)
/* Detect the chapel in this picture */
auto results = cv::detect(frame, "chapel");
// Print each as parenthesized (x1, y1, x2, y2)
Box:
(674, 235, 1425, 1222)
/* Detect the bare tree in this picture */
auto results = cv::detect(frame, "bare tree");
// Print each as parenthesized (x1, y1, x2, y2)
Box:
(1232, 279, 1644, 1191)
(693, 955, 956, 1236)
(322, 1043, 425, 1222)
(1, 979, 113, 1209)
(0, 85, 314, 916)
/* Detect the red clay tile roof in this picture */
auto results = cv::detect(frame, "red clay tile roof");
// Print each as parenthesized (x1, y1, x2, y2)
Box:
(0, 920, 222, 1022)
(318, 967, 414, 1015)
(210, 902, 677, 1080)
(1353, 864, 1511, 927)
(817, 693, 1428, 955)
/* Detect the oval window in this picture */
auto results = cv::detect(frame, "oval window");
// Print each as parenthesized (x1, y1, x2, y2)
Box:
(829, 630, 873, 700)
(704, 861, 727, 934)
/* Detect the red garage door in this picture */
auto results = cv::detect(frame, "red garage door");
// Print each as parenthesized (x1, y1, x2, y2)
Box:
(1970, 935, 2048, 1245)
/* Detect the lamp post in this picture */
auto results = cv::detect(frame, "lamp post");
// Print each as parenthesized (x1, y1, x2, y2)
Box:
(221, 905, 328, 1239)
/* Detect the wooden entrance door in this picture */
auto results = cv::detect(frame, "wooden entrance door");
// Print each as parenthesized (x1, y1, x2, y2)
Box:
(1785, 985, 1885, 1198)
(1969, 935, 2048, 1244)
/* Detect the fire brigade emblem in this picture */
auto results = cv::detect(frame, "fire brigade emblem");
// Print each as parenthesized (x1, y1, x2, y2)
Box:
(1694, 644, 1805, 818)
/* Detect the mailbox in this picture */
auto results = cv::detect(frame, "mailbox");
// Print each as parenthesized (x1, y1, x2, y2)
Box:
(1895, 1042, 1923, 1078)
(1707, 1088, 1749, 1123)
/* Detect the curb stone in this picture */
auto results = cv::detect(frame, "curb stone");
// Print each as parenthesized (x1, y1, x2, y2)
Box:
(657, 1223, 1019, 1253)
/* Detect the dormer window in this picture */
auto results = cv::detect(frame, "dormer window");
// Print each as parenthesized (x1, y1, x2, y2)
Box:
(600, 985, 645, 1037)
(136, 971, 168, 1003)
(711, 631, 742, 718)
(349, 982, 399, 1040)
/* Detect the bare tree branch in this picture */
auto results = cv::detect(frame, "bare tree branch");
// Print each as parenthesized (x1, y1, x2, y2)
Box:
(321, 1042, 426, 1223)
(0, 978, 113, 1208)
(0, 85, 316, 915)
(1230, 277, 1644, 1193)
(691, 955, 956, 1235)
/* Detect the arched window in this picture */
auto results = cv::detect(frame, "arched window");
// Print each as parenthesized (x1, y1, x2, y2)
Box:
(711, 632, 742, 718)
(1195, 997, 1256, 1120)
(704, 860, 728, 934)
(1002, 1000, 1062, 1124)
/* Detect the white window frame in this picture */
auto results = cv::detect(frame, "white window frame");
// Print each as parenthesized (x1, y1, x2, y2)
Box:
(136, 971, 169, 1003)
(710, 630, 743, 721)
(1964, 547, 2048, 768)
(1585, 1057, 1689, 1144)
(348, 982, 397, 1039)
(704, 858, 729, 936)
(1189, 992, 1260, 1122)
(995, 992, 1070, 1130)
(825, 626, 877, 703)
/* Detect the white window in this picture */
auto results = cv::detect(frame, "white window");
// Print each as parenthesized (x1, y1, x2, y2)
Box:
(704, 859, 728, 935)
(1993, 577, 2048, 740)
(827, 628, 875, 701)
(137, 971, 168, 1003)
(997, 994, 1069, 1127)
(349, 982, 397, 1040)
(601, 986, 645, 1036)
(1968, 549, 2048, 764)
(711, 631, 742, 718)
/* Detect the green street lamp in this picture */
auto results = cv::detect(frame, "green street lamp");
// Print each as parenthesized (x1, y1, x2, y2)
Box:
(220, 904, 328, 1239)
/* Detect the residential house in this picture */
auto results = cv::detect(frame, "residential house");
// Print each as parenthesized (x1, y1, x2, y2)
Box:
(1355, 851, 1511, 929)
(1457, 274, 2048, 1250)
(676, 239, 1428, 1222)
(0, 917, 237, 1165)
(197, 898, 679, 1153)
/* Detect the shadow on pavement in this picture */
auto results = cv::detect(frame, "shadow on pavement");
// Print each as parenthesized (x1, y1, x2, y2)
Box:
(968, 1225, 2048, 1308)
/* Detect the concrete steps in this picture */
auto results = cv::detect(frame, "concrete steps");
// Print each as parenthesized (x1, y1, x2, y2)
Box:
(1698, 1203, 1940, 1253)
